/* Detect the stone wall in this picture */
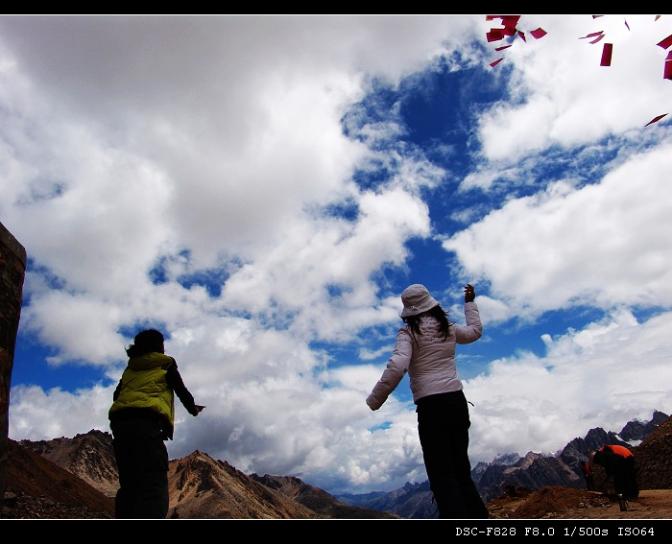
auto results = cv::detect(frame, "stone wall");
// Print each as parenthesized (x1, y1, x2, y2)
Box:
(0, 221, 26, 513)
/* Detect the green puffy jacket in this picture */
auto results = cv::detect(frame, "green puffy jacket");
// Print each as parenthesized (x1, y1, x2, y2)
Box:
(109, 352, 175, 427)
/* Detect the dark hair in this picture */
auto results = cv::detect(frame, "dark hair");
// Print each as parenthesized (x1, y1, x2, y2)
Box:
(126, 329, 165, 358)
(402, 304, 451, 341)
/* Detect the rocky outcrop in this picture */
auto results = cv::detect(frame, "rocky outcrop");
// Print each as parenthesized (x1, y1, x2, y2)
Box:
(620, 411, 669, 443)
(168, 450, 316, 518)
(478, 452, 582, 502)
(0, 221, 27, 511)
(21, 429, 119, 497)
(633, 416, 672, 490)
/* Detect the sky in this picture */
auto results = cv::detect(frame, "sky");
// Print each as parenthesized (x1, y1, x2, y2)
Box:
(2, 14, 672, 495)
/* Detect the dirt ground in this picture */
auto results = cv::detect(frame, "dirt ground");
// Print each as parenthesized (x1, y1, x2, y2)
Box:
(488, 488, 672, 519)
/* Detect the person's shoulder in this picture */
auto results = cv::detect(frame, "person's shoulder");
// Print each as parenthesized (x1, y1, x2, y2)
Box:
(397, 325, 411, 336)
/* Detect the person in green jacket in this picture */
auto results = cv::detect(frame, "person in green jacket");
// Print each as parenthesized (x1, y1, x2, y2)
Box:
(109, 329, 204, 518)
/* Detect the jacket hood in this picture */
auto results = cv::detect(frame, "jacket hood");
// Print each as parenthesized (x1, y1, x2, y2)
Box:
(128, 352, 173, 371)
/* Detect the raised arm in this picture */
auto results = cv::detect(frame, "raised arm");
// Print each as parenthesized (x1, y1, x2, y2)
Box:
(455, 283, 483, 344)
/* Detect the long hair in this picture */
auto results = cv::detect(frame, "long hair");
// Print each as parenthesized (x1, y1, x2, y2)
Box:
(402, 304, 451, 341)
(126, 329, 165, 358)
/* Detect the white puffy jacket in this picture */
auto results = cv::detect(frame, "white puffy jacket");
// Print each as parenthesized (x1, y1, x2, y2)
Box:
(366, 302, 482, 410)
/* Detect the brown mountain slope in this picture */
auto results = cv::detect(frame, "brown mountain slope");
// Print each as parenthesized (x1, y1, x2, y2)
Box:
(488, 487, 672, 519)
(251, 473, 397, 518)
(21, 429, 119, 497)
(22, 430, 388, 518)
(2, 439, 113, 518)
(633, 416, 672, 490)
(168, 451, 317, 518)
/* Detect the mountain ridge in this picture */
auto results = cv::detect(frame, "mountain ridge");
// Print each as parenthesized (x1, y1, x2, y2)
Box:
(14, 432, 391, 518)
(9, 409, 670, 518)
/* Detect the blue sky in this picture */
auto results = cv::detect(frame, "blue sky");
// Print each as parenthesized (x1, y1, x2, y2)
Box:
(2, 15, 672, 494)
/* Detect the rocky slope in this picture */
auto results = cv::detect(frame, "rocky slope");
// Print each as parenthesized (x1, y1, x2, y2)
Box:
(633, 416, 672, 490)
(168, 451, 316, 518)
(20, 429, 119, 497)
(477, 452, 583, 502)
(250, 473, 396, 518)
(488, 486, 672, 519)
(2, 439, 113, 518)
(18, 430, 387, 518)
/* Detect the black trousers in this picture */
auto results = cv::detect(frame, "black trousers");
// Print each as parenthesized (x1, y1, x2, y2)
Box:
(417, 390, 488, 519)
(604, 456, 639, 499)
(111, 417, 169, 519)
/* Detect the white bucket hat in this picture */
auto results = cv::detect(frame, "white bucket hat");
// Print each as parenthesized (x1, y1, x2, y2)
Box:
(400, 284, 439, 318)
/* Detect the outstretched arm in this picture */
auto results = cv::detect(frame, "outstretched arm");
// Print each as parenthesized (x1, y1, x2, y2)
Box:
(366, 329, 413, 410)
(112, 379, 122, 401)
(166, 359, 205, 416)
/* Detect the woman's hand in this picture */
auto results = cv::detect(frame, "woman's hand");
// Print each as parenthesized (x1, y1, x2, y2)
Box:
(464, 284, 476, 303)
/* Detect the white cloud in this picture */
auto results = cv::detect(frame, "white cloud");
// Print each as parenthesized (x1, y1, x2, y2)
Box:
(1, 15, 480, 493)
(1, 16, 464, 361)
(461, 295, 512, 325)
(22, 291, 126, 365)
(443, 142, 672, 316)
(9, 384, 114, 441)
(459, 165, 522, 192)
(465, 309, 672, 462)
(359, 345, 393, 361)
(219, 188, 430, 341)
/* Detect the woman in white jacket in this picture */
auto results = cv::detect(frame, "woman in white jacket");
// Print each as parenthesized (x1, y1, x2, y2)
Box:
(366, 283, 488, 519)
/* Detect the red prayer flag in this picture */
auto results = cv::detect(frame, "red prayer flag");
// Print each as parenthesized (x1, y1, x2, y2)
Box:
(644, 113, 668, 127)
(580, 31, 604, 39)
(589, 33, 606, 44)
(500, 15, 520, 26)
(530, 28, 547, 39)
(657, 34, 672, 50)
(495, 44, 513, 51)
(518, 31, 526, 42)
(500, 15, 521, 35)
(489, 58, 504, 68)
(487, 29, 505, 42)
(600, 43, 613, 66)
(665, 51, 672, 80)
